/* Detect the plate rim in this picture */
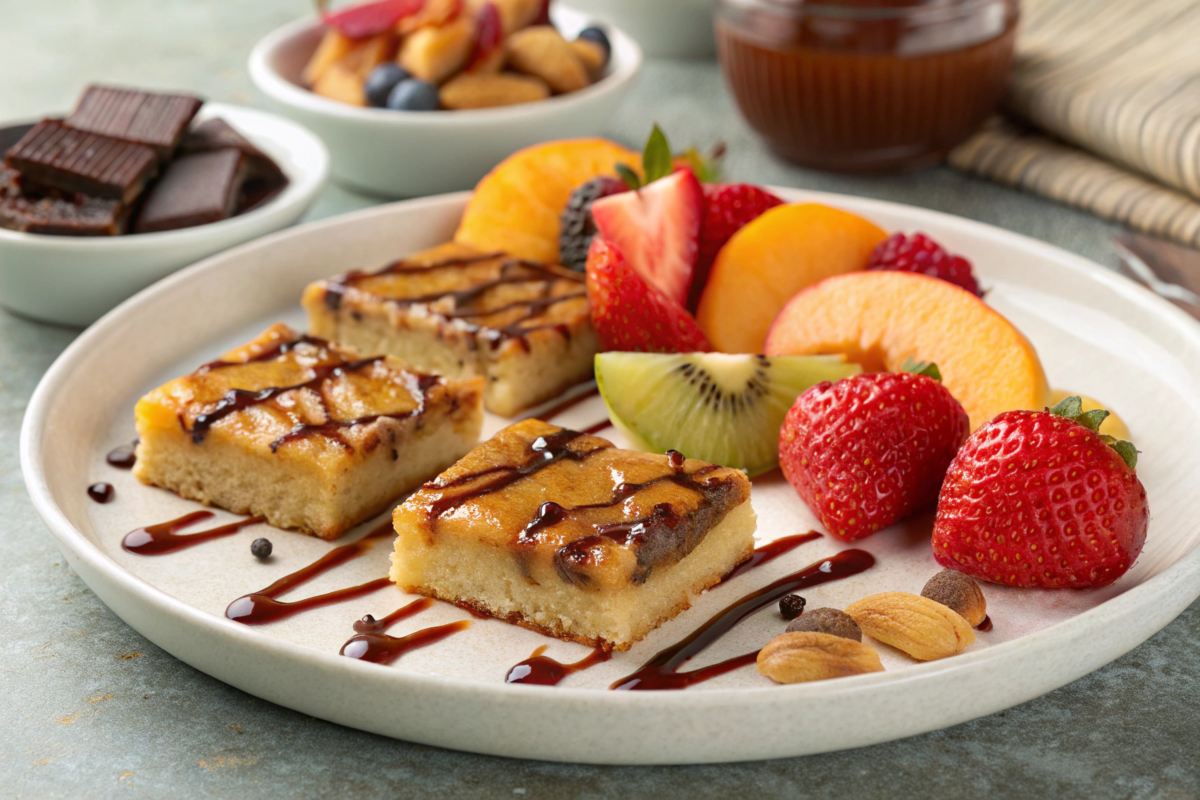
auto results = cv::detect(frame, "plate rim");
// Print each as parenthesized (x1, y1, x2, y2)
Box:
(19, 188, 1200, 762)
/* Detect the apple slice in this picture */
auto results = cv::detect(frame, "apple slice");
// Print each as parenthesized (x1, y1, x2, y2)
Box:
(590, 169, 702, 307)
(322, 0, 425, 39)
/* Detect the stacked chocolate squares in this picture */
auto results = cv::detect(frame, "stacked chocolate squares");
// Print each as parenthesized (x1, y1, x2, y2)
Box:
(1, 86, 288, 236)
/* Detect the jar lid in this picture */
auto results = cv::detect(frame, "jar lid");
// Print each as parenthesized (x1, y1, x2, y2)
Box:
(724, 0, 1000, 20)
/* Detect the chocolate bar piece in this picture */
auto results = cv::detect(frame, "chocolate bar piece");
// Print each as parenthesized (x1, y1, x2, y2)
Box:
(0, 123, 34, 159)
(0, 170, 127, 236)
(133, 149, 248, 234)
(66, 86, 202, 160)
(182, 117, 288, 191)
(6, 120, 157, 203)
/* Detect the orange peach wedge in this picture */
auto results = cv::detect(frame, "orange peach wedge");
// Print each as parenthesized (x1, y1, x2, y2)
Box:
(455, 138, 640, 264)
(764, 271, 1049, 430)
(696, 203, 888, 353)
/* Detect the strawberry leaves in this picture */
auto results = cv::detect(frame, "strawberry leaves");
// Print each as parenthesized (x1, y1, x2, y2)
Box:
(901, 358, 943, 382)
(616, 125, 720, 189)
(1050, 394, 1138, 469)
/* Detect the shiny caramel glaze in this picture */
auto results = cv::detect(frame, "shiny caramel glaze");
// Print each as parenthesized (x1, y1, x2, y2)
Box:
(307, 242, 591, 352)
(134, 323, 482, 464)
(396, 419, 752, 591)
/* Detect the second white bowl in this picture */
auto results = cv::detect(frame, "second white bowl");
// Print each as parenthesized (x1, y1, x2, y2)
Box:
(248, 7, 643, 198)
(0, 103, 329, 328)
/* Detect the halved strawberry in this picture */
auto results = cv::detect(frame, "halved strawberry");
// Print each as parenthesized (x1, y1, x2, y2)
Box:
(590, 168, 702, 307)
(690, 183, 783, 310)
(586, 237, 711, 353)
(322, 0, 425, 38)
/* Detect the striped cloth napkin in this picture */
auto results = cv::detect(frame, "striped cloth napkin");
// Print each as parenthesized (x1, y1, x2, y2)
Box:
(948, 0, 1200, 247)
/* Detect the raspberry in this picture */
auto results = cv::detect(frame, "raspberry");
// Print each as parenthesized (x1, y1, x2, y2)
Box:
(558, 177, 627, 272)
(867, 233, 981, 296)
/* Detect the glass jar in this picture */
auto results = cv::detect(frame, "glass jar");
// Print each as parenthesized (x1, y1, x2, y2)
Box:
(716, 0, 1019, 172)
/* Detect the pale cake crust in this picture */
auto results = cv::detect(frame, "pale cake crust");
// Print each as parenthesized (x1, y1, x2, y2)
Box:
(301, 242, 597, 417)
(133, 323, 484, 539)
(390, 419, 756, 650)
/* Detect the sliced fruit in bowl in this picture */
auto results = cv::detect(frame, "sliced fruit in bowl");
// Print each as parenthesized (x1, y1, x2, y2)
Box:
(697, 203, 888, 353)
(764, 270, 1049, 431)
(594, 351, 861, 476)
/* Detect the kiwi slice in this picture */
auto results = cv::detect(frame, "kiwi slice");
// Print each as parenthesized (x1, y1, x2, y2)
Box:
(595, 352, 861, 476)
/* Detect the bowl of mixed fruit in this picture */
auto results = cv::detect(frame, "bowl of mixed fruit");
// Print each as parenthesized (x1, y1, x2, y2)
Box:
(249, 0, 642, 197)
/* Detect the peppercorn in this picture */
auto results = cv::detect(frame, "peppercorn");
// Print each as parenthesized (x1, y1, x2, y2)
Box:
(779, 594, 807, 620)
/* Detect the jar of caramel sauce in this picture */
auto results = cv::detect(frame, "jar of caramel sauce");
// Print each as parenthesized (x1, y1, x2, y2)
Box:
(716, 0, 1019, 172)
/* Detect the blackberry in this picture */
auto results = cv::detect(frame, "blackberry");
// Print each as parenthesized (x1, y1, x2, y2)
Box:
(558, 176, 626, 271)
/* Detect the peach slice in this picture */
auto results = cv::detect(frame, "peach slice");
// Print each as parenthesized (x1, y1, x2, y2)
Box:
(696, 203, 888, 354)
(455, 139, 639, 264)
(764, 271, 1049, 430)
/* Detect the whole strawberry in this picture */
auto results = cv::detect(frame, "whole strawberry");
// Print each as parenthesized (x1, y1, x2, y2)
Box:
(779, 363, 970, 541)
(585, 237, 711, 353)
(867, 232, 981, 296)
(932, 396, 1147, 589)
(690, 183, 784, 309)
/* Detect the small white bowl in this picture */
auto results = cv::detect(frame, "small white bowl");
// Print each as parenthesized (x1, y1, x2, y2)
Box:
(248, 7, 642, 198)
(0, 103, 329, 328)
(562, 0, 716, 58)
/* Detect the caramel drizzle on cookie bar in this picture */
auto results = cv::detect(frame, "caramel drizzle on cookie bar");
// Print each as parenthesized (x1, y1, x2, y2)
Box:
(520, 456, 736, 587)
(425, 429, 740, 586)
(186, 333, 440, 452)
(322, 253, 586, 350)
(423, 428, 601, 519)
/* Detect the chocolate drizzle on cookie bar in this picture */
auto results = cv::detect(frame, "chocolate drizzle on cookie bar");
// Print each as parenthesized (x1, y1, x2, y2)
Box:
(322, 252, 587, 351)
(184, 331, 441, 452)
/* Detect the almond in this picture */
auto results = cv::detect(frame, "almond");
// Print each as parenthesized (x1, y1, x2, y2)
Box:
(398, 0, 464, 35)
(757, 631, 885, 684)
(311, 62, 366, 106)
(480, 0, 543, 34)
(506, 26, 590, 93)
(921, 569, 987, 627)
(844, 592, 975, 661)
(570, 39, 607, 74)
(784, 607, 861, 641)
(399, 14, 476, 84)
(440, 72, 550, 109)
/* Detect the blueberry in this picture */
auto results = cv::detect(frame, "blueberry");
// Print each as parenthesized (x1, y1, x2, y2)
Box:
(250, 538, 273, 560)
(386, 79, 440, 112)
(365, 63, 412, 108)
(577, 26, 611, 61)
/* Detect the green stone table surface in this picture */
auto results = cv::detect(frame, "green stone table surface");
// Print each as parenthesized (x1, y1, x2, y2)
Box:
(2, 2, 1197, 797)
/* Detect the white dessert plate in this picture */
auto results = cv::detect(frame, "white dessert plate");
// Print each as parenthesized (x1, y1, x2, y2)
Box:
(20, 189, 1200, 765)
(0, 103, 329, 328)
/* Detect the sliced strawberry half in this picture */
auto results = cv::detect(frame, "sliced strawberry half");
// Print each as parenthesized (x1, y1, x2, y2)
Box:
(590, 168, 702, 308)
(585, 237, 711, 353)
(322, 0, 425, 38)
